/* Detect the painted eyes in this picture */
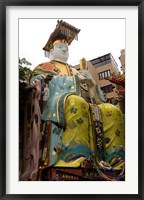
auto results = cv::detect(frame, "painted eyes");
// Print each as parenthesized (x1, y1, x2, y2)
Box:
(56, 44, 68, 51)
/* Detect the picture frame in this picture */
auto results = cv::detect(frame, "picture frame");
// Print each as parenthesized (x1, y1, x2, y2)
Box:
(0, 0, 144, 199)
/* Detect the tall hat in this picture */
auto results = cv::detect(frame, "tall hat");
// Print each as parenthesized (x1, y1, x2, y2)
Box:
(43, 20, 80, 56)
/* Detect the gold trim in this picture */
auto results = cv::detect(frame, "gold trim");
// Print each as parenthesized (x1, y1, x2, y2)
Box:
(53, 61, 71, 76)
(53, 39, 68, 47)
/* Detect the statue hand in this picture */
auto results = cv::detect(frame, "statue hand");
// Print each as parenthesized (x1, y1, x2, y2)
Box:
(78, 70, 95, 87)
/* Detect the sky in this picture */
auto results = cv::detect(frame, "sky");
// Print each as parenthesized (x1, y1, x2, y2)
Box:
(19, 18, 125, 70)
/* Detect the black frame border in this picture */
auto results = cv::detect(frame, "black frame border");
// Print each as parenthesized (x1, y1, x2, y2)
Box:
(0, 0, 144, 199)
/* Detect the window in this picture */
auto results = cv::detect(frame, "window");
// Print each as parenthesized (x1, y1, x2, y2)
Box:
(98, 69, 111, 80)
(101, 84, 113, 94)
(90, 54, 111, 68)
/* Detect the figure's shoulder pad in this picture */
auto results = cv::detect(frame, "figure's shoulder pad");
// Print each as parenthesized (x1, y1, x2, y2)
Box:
(35, 62, 55, 70)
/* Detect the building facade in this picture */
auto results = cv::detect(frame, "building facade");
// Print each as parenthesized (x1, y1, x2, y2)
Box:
(119, 49, 125, 73)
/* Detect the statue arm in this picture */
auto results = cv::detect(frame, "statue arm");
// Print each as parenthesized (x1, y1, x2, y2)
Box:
(77, 69, 106, 104)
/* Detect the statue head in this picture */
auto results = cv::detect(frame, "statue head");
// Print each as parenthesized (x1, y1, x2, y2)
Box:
(49, 40, 69, 63)
(43, 20, 80, 63)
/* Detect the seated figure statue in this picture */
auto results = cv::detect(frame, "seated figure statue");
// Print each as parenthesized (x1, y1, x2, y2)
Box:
(29, 20, 125, 180)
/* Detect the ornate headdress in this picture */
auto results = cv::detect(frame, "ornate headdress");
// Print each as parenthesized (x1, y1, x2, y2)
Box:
(43, 20, 80, 56)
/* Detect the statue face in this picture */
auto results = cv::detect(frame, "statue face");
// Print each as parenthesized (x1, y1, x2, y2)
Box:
(49, 42, 69, 63)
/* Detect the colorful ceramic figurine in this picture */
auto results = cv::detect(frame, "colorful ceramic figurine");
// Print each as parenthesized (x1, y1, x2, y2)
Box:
(20, 20, 125, 181)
